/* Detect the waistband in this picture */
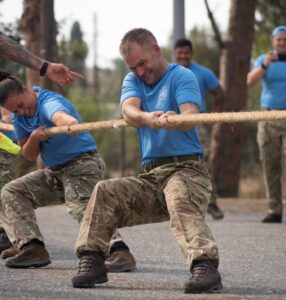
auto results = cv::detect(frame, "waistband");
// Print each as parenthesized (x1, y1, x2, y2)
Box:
(143, 154, 201, 173)
(49, 150, 97, 171)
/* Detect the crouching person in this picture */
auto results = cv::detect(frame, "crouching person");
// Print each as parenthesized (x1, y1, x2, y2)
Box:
(71, 28, 222, 294)
(0, 71, 135, 270)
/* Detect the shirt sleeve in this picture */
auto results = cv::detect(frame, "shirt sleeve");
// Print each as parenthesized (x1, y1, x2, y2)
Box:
(203, 68, 220, 91)
(120, 72, 141, 105)
(174, 67, 202, 108)
(253, 55, 265, 68)
(41, 95, 71, 121)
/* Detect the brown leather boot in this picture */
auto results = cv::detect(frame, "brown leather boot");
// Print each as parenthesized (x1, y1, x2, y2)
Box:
(1, 246, 19, 259)
(184, 260, 223, 293)
(0, 230, 12, 253)
(105, 249, 136, 272)
(72, 251, 108, 288)
(5, 240, 51, 268)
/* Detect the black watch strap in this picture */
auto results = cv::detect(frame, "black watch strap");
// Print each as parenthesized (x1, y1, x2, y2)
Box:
(39, 61, 49, 76)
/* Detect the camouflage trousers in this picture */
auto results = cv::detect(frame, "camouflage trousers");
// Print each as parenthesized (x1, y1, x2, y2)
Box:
(0, 149, 16, 233)
(199, 124, 217, 205)
(76, 160, 219, 268)
(0, 152, 122, 249)
(257, 120, 286, 214)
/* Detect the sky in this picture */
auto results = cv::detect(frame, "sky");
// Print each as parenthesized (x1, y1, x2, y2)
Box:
(0, 0, 231, 68)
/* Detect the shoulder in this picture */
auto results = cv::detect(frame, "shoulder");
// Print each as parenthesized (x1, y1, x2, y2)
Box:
(192, 62, 216, 76)
(122, 72, 139, 87)
(254, 54, 265, 65)
(171, 64, 197, 80)
(39, 88, 69, 106)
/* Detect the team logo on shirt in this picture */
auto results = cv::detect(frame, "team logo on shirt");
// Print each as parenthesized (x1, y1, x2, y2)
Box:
(158, 86, 168, 104)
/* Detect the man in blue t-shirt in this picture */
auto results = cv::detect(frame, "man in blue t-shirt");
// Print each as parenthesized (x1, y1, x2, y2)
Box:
(247, 26, 286, 223)
(0, 71, 135, 271)
(174, 38, 225, 220)
(72, 28, 222, 294)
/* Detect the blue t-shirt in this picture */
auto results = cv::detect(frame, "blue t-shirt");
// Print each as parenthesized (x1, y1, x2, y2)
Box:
(187, 62, 220, 112)
(120, 64, 203, 165)
(254, 54, 286, 109)
(12, 86, 97, 168)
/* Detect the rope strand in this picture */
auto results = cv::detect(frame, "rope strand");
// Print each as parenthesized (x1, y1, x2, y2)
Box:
(1, 110, 286, 135)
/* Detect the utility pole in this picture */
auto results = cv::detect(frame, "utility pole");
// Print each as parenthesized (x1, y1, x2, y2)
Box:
(172, 0, 185, 61)
(93, 13, 99, 97)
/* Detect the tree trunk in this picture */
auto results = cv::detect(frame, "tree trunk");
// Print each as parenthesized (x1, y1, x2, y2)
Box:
(210, 0, 257, 197)
(20, 0, 42, 88)
(41, 0, 59, 91)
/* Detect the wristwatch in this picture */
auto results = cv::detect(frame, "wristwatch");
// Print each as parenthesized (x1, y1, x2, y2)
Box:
(39, 61, 49, 76)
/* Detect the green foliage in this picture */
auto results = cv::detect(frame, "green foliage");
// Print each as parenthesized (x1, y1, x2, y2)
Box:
(188, 26, 221, 75)
(64, 84, 141, 176)
(256, 0, 286, 33)
(58, 21, 88, 84)
(254, 0, 286, 55)
(185, 27, 221, 112)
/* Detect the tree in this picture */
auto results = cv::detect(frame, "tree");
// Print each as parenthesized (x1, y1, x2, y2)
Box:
(58, 21, 88, 88)
(209, 0, 257, 196)
(70, 21, 88, 87)
(20, 0, 59, 91)
(41, 0, 59, 90)
(20, 0, 42, 88)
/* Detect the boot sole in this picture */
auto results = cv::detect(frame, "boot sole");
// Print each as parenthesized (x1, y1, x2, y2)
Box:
(5, 258, 51, 268)
(72, 274, 108, 288)
(184, 282, 223, 294)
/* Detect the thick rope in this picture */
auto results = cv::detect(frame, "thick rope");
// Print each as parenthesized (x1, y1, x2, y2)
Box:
(167, 110, 286, 124)
(1, 110, 286, 135)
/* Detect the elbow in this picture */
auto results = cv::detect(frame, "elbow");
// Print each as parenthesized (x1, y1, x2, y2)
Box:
(122, 113, 141, 128)
(246, 78, 253, 87)
(21, 153, 37, 162)
(246, 75, 256, 87)
(21, 150, 38, 162)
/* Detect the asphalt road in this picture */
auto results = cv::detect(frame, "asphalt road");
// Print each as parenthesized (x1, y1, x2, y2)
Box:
(0, 199, 286, 300)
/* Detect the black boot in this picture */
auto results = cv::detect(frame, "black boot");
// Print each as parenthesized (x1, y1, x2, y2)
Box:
(184, 260, 223, 293)
(207, 203, 224, 220)
(0, 230, 12, 253)
(72, 251, 108, 288)
(262, 213, 282, 223)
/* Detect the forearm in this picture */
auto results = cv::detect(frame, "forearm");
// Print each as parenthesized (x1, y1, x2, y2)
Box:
(21, 136, 41, 161)
(214, 91, 225, 113)
(122, 100, 148, 127)
(0, 34, 43, 70)
(122, 108, 148, 127)
(247, 68, 265, 86)
(51, 111, 79, 127)
(176, 104, 200, 131)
